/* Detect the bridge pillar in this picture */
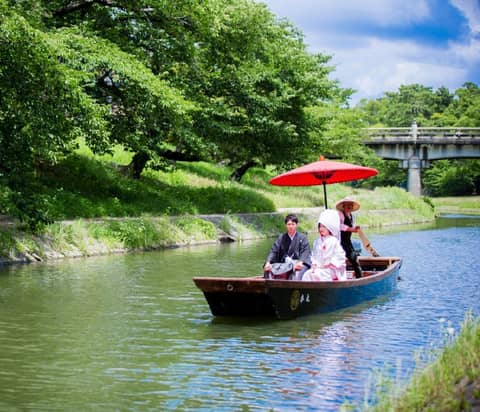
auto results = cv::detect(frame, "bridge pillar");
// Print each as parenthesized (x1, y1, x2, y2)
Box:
(406, 155, 422, 196)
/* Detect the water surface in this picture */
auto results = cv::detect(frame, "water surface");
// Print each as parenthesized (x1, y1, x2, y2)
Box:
(0, 215, 478, 411)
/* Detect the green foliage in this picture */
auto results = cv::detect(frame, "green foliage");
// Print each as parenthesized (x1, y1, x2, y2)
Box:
(1, 146, 440, 237)
(48, 28, 194, 157)
(366, 313, 480, 412)
(305, 104, 373, 164)
(357, 84, 453, 127)
(186, 0, 341, 173)
(443, 83, 480, 127)
(46, 222, 76, 251)
(10, 190, 54, 232)
(188, 186, 276, 213)
(0, 183, 13, 215)
(432, 196, 480, 211)
(0, 9, 110, 172)
(421, 196, 435, 211)
(216, 215, 260, 239)
(175, 217, 216, 241)
(344, 186, 437, 226)
(423, 160, 478, 196)
(176, 162, 232, 182)
(7, 154, 276, 222)
(0, 7, 110, 227)
(0, 154, 442, 260)
(240, 167, 275, 189)
(1, 0, 350, 226)
(366, 160, 408, 190)
(0, 229, 16, 258)
(102, 219, 164, 249)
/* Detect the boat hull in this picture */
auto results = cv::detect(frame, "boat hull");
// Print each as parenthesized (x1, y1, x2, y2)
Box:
(193, 257, 402, 319)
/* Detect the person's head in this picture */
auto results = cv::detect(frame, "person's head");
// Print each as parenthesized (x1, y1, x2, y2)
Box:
(335, 197, 360, 213)
(284, 214, 299, 236)
(318, 223, 331, 237)
(317, 209, 340, 239)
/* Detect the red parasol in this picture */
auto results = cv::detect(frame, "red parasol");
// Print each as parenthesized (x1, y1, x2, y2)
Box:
(269, 157, 378, 208)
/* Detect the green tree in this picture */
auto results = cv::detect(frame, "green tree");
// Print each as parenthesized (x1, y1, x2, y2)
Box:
(357, 84, 453, 127)
(0, 5, 109, 226)
(425, 83, 480, 196)
(176, 0, 340, 179)
(306, 103, 374, 162)
(10, 0, 341, 181)
(441, 82, 480, 127)
(50, 29, 194, 177)
(423, 160, 476, 196)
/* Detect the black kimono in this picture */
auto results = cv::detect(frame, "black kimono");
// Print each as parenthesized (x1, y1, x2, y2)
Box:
(266, 231, 311, 272)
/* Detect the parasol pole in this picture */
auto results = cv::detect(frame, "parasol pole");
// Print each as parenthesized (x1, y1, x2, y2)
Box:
(322, 181, 328, 209)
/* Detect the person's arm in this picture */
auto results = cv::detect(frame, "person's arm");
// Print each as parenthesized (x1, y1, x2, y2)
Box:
(350, 213, 360, 232)
(339, 211, 349, 232)
(339, 211, 360, 232)
(264, 234, 283, 270)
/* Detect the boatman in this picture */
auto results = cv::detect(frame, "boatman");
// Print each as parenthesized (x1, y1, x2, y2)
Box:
(263, 213, 311, 280)
(336, 197, 363, 278)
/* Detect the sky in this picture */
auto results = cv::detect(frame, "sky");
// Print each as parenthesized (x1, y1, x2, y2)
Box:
(255, 0, 480, 105)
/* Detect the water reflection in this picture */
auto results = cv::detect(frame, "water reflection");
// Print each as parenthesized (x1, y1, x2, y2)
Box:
(0, 215, 478, 411)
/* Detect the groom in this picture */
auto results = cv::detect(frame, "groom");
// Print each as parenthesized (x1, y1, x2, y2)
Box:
(263, 213, 311, 279)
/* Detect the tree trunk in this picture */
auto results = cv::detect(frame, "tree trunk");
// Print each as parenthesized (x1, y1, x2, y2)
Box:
(230, 160, 258, 182)
(129, 151, 150, 179)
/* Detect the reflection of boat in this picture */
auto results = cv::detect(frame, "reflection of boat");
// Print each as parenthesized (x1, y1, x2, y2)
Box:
(193, 256, 402, 320)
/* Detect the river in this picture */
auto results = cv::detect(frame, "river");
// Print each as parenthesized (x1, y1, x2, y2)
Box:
(0, 214, 478, 411)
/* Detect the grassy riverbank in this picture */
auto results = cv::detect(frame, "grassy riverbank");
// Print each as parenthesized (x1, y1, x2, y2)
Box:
(0, 147, 477, 264)
(431, 196, 480, 215)
(358, 313, 480, 412)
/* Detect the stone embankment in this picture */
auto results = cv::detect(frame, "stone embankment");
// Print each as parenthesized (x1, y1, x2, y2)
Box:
(0, 208, 434, 266)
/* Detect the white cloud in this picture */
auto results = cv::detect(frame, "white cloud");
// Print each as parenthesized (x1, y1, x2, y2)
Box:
(451, 37, 480, 63)
(255, 0, 479, 103)
(450, 0, 480, 34)
(260, 0, 431, 29)
(448, 0, 480, 82)
(327, 37, 468, 101)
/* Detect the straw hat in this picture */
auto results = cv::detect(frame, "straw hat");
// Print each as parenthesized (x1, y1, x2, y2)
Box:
(335, 197, 360, 212)
(318, 209, 340, 239)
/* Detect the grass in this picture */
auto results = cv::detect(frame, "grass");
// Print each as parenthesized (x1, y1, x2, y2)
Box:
(2, 141, 478, 262)
(360, 313, 480, 412)
(7, 147, 442, 222)
(37, 155, 278, 218)
(432, 196, 480, 214)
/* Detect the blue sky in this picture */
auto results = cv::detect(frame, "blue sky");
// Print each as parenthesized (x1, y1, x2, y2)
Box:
(255, 0, 480, 105)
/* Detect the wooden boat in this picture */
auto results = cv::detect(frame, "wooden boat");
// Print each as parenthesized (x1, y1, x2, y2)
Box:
(193, 256, 402, 319)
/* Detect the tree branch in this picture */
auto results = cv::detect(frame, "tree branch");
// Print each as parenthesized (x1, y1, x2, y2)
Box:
(159, 150, 201, 162)
(54, 0, 116, 17)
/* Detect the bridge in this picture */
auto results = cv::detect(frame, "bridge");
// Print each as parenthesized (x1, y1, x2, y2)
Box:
(363, 122, 480, 196)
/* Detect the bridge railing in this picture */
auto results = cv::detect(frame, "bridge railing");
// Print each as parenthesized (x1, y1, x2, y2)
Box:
(364, 127, 480, 143)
